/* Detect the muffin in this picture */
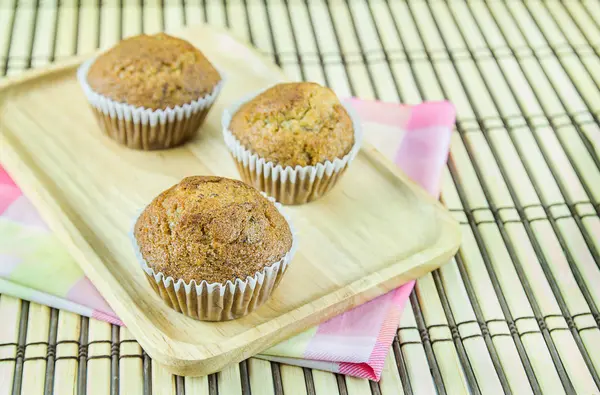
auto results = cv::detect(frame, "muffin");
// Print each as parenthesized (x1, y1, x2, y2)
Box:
(78, 33, 223, 150)
(133, 176, 296, 321)
(222, 82, 362, 205)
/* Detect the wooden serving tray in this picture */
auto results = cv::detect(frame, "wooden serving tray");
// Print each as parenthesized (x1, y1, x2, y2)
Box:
(0, 25, 460, 376)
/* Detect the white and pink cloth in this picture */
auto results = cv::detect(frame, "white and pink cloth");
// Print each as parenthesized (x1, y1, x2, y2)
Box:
(0, 99, 455, 381)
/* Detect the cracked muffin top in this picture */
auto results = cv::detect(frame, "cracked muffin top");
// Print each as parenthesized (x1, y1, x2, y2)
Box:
(134, 176, 293, 284)
(87, 33, 221, 110)
(228, 82, 354, 167)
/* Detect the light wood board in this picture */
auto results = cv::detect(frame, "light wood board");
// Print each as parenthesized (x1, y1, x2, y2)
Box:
(0, 24, 461, 376)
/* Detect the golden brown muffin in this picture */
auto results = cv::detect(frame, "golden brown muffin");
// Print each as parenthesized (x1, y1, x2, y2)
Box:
(228, 82, 354, 167)
(87, 33, 221, 109)
(134, 176, 293, 284)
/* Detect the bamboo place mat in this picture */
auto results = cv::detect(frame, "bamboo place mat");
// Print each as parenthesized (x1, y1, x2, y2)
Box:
(1, 0, 600, 394)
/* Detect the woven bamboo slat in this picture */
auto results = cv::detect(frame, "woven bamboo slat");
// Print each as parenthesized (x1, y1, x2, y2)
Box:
(21, 303, 50, 395)
(53, 310, 80, 395)
(184, 375, 210, 395)
(119, 328, 144, 395)
(378, 349, 403, 395)
(0, 296, 21, 394)
(0, 0, 599, 393)
(248, 358, 275, 395)
(396, 308, 438, 394)
(345, 375, 372, 395)
(86, 319, 111, 395)
(311, 369, 338, 395)
(280, 365, 308, 395)
(217, 362, 243, 395)
(151, 358, 176, 395)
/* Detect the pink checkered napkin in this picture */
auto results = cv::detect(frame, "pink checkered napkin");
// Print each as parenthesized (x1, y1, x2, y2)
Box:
(0, 99, 455, 381)
(259, 100, 455, 379)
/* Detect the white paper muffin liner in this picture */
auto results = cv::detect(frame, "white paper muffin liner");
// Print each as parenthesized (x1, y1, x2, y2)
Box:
(77, 57, 224, 150)
(131, 195, 298, 321)
(221, 88, 363, 205)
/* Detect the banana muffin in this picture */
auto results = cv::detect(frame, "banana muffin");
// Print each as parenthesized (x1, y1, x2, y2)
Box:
(223, 82, 361, 204)
(133, 176, 295, 320)
(228, 82, 354, 168)
(135, 175, 292, 283)
(87, 33, 221, 110)
(78, 33, 223, 150)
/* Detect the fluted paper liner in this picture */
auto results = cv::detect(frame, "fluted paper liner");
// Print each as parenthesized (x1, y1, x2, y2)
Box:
(131, 196, 297, 321)
(222, 89, 363, 204)
(77, 58, 224, 150)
